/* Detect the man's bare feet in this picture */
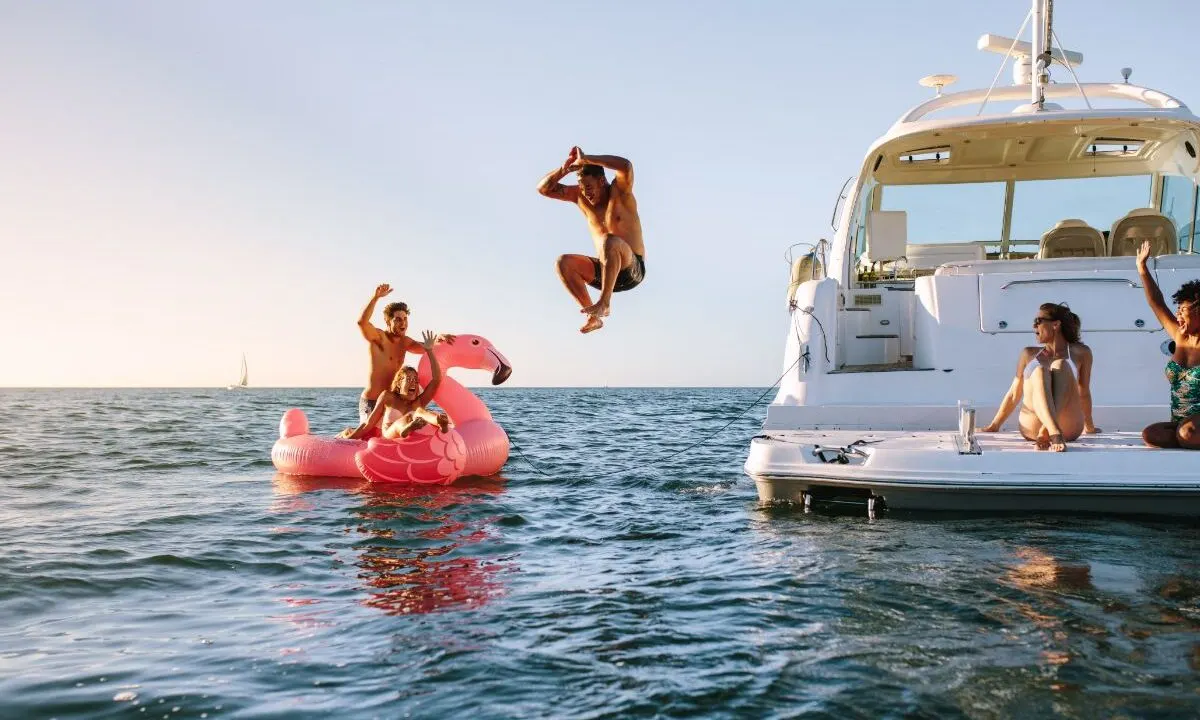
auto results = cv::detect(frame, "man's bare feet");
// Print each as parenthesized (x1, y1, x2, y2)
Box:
(581, 301, 611, 317)
(1048, 433, 1067, 452)
(580, 315, 604, 334)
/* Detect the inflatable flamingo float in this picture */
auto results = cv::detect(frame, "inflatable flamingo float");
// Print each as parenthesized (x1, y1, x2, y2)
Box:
(271, 334, 512, 484)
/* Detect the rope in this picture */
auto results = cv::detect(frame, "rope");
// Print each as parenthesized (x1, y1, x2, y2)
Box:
(503, 355, 801, 479)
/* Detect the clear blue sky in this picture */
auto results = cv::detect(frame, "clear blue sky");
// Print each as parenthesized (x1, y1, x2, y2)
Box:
(2, 0, 1197, 387)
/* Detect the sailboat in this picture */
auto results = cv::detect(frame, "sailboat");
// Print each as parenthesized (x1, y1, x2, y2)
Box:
(226, 353, 248, 390)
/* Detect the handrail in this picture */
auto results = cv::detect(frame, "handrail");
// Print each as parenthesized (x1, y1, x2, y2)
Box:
(898, 83, 1189, 124)
(1000, 277, 1141, 289)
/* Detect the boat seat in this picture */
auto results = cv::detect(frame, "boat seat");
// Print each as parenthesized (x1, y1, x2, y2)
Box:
(1038, 219, 1105, 259)
(901, 242, 985, 269)
(1108, 208, 1177, 256)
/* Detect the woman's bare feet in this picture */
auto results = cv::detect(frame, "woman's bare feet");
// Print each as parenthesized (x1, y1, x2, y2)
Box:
(399, 417, 428, 438)
(1048, 433, 1067, 452)
(580, 315, 604, 334)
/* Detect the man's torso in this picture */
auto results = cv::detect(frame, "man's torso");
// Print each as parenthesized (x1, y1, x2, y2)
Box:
(577, 185, 644, 257)
(364, 334, 411, 397)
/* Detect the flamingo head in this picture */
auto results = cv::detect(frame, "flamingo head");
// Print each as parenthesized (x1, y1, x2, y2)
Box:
(432, 334, 512, 385)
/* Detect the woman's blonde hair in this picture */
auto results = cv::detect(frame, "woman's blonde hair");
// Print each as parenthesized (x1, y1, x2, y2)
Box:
(391, 366, 418, 391)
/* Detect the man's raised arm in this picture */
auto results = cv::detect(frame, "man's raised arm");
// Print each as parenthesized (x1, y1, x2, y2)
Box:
(537, 161, 580, 202)
(358, 283, 390, 345)
(571, 149, 633, 189)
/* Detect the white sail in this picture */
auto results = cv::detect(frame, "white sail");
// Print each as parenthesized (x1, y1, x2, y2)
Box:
(228, 353, 249, 390)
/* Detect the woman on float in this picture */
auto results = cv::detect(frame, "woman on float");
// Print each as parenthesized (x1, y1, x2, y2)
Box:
(340, 331, 450, 441)
(980, 303, 1098, 451)
(1135, 240, 1200, 449)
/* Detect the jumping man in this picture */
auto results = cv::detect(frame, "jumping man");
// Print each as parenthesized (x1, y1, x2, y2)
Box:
(537, 146, 646, 334)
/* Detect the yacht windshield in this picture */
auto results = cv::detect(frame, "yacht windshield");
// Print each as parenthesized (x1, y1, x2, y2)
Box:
(879, 175, 1153, 258)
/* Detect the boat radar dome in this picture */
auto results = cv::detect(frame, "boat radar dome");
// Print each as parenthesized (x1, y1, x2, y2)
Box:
(919, 74, 958, 97)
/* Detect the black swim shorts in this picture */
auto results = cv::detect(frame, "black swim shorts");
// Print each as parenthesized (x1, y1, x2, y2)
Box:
(588, 254, 645, 293)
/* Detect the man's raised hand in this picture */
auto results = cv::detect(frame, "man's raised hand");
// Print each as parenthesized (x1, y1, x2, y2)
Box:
(565, 146, 585, 170)
(374, 283, 393, 299)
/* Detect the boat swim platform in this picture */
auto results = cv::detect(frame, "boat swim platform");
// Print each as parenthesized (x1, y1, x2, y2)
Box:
(745, 429, 1200, 515)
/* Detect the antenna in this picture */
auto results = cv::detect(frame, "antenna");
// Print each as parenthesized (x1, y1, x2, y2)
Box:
(918, 74, 958, 97)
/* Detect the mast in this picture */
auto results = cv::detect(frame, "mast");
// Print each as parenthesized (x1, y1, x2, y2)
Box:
(1030, 0, 1043, 108)
(1031, 0, 1055, 110)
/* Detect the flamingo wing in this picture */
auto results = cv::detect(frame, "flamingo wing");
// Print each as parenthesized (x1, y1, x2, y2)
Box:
(355, 426, 468, 485)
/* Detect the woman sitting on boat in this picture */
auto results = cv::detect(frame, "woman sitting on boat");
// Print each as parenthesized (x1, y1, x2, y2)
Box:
(980, 303, 1098, 451)
(1135, 240, 1200, 449)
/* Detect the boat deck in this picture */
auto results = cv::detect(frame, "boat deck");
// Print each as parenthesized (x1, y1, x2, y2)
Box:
(756, 429, 1151, 453)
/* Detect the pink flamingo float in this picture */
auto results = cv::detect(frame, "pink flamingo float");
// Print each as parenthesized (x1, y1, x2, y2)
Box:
(271, 334, 512, 484)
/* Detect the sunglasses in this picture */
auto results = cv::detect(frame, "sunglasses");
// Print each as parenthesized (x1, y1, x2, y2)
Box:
(1032, 317, 1057, 326)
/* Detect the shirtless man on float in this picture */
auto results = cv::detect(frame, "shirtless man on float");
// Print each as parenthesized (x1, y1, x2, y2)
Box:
(537, 146, 646, 334)
(351, 283, 454, 429)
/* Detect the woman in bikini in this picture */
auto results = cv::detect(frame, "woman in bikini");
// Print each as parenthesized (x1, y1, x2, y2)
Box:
(340, 331, 450, 441)
(980, 303, 1099, 451)
(1135, 240, 1200, 449)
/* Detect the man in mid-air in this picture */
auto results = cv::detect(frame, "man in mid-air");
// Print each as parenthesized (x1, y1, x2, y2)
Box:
(537, 146, 646, 334)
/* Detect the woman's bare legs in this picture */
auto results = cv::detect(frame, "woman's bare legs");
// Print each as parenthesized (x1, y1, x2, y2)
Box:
(1019, 361, 1084, 451)
(1144, 414, 1200, 449)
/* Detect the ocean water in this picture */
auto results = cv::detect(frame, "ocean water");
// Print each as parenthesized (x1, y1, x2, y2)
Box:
(1, 387, 1199, 719)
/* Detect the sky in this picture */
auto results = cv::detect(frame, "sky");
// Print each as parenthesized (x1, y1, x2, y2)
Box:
(2, 0, 1199, 387)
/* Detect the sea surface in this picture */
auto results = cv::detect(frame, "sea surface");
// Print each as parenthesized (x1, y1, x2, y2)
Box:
(1, 387, 1199, 719)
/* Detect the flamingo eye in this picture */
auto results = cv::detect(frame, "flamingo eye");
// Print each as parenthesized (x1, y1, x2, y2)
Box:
(472, 339, 481, 345)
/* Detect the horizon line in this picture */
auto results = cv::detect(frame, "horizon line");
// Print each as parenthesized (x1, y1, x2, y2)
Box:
(0, 385, 774, 390)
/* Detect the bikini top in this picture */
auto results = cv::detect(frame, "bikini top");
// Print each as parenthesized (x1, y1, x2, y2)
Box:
(1024, 346, 1078, 378)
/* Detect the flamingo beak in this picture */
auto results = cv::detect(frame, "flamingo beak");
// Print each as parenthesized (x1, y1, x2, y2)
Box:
(489, 349, 512, 385)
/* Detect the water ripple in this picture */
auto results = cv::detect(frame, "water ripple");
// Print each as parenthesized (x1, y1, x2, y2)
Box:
(1, 388, 1199, 717)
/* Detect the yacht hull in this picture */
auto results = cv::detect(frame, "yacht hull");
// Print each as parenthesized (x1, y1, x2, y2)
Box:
(746, 431, 1200, 516)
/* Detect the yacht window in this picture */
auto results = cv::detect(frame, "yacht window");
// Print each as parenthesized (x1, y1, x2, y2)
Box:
(1009, 175, 1152, 252)
(898, 146, 951, 165)
(880, 182, 1005, 245)
(848, 180, 876, 265)
(1160, 175, 1198, 252)
(1083, 139, 1144, 158)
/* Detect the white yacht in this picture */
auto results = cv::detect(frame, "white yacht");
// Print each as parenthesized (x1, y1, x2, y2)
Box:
(744, 0, 1200, 515)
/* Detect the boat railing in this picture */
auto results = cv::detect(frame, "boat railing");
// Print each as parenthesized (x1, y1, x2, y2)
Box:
(895, 83, 1190, 126)
(999, 277, 1142, 290)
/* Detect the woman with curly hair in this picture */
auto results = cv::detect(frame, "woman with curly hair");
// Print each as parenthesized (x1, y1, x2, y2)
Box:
(1136, 240, 1200, 449)
(981, 303, 1099, 451)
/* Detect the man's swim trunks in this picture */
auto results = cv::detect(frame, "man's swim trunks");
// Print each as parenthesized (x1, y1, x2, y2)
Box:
(358, 395, 376, 424)
(589, 254, 645, 293)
